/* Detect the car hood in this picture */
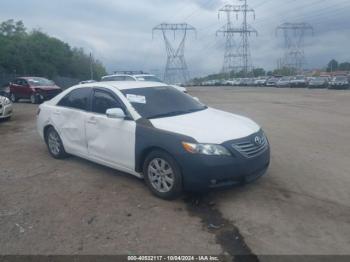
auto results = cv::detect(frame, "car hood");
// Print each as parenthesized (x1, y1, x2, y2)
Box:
(170, 85, 187, 93)
(150, 108, 260, 144)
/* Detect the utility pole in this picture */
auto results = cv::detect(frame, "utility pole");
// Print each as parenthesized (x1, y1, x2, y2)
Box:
(89, 52, 94, 80)
(153, 23, 196, 84)
(217, 0, 257, 77)
(276, 23, 314, 74)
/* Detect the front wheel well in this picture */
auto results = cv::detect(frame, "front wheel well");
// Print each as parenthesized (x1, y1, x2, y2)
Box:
(43, 125, 55, 143)
(137, 147, 174, 173)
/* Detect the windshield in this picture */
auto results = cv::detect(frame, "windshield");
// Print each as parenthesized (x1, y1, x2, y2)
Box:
(295, 76, 305, 80)
(136, 76, 163, 82)
(27, 77, 54, 86)
(121, 86, 207, 119)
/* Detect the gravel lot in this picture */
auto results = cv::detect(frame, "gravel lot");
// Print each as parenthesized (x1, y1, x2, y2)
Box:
(0, 87, 349, 257)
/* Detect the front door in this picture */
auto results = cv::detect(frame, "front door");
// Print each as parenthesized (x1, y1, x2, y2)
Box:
(85, 88, 136, 172)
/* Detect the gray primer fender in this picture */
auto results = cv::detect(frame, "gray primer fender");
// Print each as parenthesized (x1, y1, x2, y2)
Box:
(135, 118, 197, 173)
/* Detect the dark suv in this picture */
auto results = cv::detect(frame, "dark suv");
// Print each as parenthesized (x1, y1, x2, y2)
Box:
(9, 77, 62, 104)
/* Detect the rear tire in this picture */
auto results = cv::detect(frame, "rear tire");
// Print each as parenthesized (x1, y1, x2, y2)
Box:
(45, 127, 68, 159)
(143, 150, 183, 200)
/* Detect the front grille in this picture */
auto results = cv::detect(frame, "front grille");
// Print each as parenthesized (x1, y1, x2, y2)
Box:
(232, 134, 268, 158)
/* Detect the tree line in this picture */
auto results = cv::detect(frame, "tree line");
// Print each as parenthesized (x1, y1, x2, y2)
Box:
(0, 19, 107, 80)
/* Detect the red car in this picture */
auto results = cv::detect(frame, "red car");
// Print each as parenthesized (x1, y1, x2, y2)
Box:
(9, 77, 62, 104)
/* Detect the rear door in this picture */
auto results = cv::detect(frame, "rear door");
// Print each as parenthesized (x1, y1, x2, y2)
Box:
(85, 88, 136, 172)
(52, 87, 92, 156)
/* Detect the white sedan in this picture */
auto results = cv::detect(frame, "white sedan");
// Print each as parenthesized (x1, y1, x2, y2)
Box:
(37, 81, 270, 199)
(0, 95, 13, 120)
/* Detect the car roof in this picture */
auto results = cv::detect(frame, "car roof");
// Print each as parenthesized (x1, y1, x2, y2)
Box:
(18, 76, 48, 79)
(102, 74, 136, 78)
(78, 81, 167, 90)
(102, 74, 156, 78)
(133, 74, 155, 77)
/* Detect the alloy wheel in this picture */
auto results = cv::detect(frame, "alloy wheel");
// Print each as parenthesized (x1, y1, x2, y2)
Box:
(30, 94, 36, 104)
(10, 93, 16, 102)
(48, 131, 61, 156)
(148, 158, 175, 193)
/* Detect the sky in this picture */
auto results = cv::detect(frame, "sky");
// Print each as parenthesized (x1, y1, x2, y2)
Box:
(1, 0, 350, 77)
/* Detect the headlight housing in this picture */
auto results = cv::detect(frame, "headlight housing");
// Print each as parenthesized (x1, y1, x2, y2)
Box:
(0, 97, 11, 106)
(4, 98, 11, 105)
(182, 142, 231, 156)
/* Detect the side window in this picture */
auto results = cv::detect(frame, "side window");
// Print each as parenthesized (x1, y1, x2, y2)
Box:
(92, 90, 122, 115)
(21, 80, 29, 86)
(14, 79, 22, 85)
(58, 88, 91, 111)
(125, 76, 136, 81)
(114, 76, 127, 81)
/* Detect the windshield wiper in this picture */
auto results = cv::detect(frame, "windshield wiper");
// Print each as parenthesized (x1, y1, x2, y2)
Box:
(148, 107, 207, 119)
(148, 110, 189, 119)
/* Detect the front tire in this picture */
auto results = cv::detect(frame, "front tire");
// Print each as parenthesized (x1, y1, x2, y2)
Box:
(45, 127, 68, 159)
(10, 93, 17, 103)
(143, 150, 183, 200)
(30, 94, 39, 104)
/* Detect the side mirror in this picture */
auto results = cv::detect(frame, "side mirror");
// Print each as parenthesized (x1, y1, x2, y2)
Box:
(106, 108, 126, 119)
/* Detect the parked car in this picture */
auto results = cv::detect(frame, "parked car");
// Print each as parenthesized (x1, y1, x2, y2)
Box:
(232, 78, 242, 86)
(290, 75, 307, 88)
(266, 77, 279, 87)
(254, 77, 268, 87)
(79, 80, 97, 84)
(0, 83, 10, 98)
(9, 77, 62, 104)
(308, 77, 329, 89)
(102, 73, 187, 93)
(240, 78, 251, 86)
(0, 95, 13, 120)
(276, 77, 292, 88)
(329, 76, 349, 90)
(37, 81, 270, 199)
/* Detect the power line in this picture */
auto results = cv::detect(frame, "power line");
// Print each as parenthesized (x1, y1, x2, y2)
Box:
(276, 22, 314, 72)
(216, 0, 257, 76)
(152, 23, 196, 84)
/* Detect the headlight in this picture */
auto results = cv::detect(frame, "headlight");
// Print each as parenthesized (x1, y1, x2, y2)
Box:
(182, 142, 231, 156)
(0, 97, 11, 105)
(4, 98, 11, 105)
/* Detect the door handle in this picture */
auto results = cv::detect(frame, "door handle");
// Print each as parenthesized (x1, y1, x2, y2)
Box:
(53, 110, 61, 115)
(87, 117, 97, 125)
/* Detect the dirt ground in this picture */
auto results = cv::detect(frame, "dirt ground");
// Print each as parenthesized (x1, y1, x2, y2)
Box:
(0, 87, 349, 257)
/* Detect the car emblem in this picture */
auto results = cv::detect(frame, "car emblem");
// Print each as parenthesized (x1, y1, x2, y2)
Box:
(254, 136, 263, 146)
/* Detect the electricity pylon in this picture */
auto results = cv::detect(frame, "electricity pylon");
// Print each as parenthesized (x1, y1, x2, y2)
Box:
(153, 23, 196, 84)
(276, 22, 314, 73)
(217, 0, 257, 76)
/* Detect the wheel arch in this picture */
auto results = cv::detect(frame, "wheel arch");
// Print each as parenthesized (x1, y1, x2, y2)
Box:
(43, 124, 55, 143)
(136, 146, 174, 173)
